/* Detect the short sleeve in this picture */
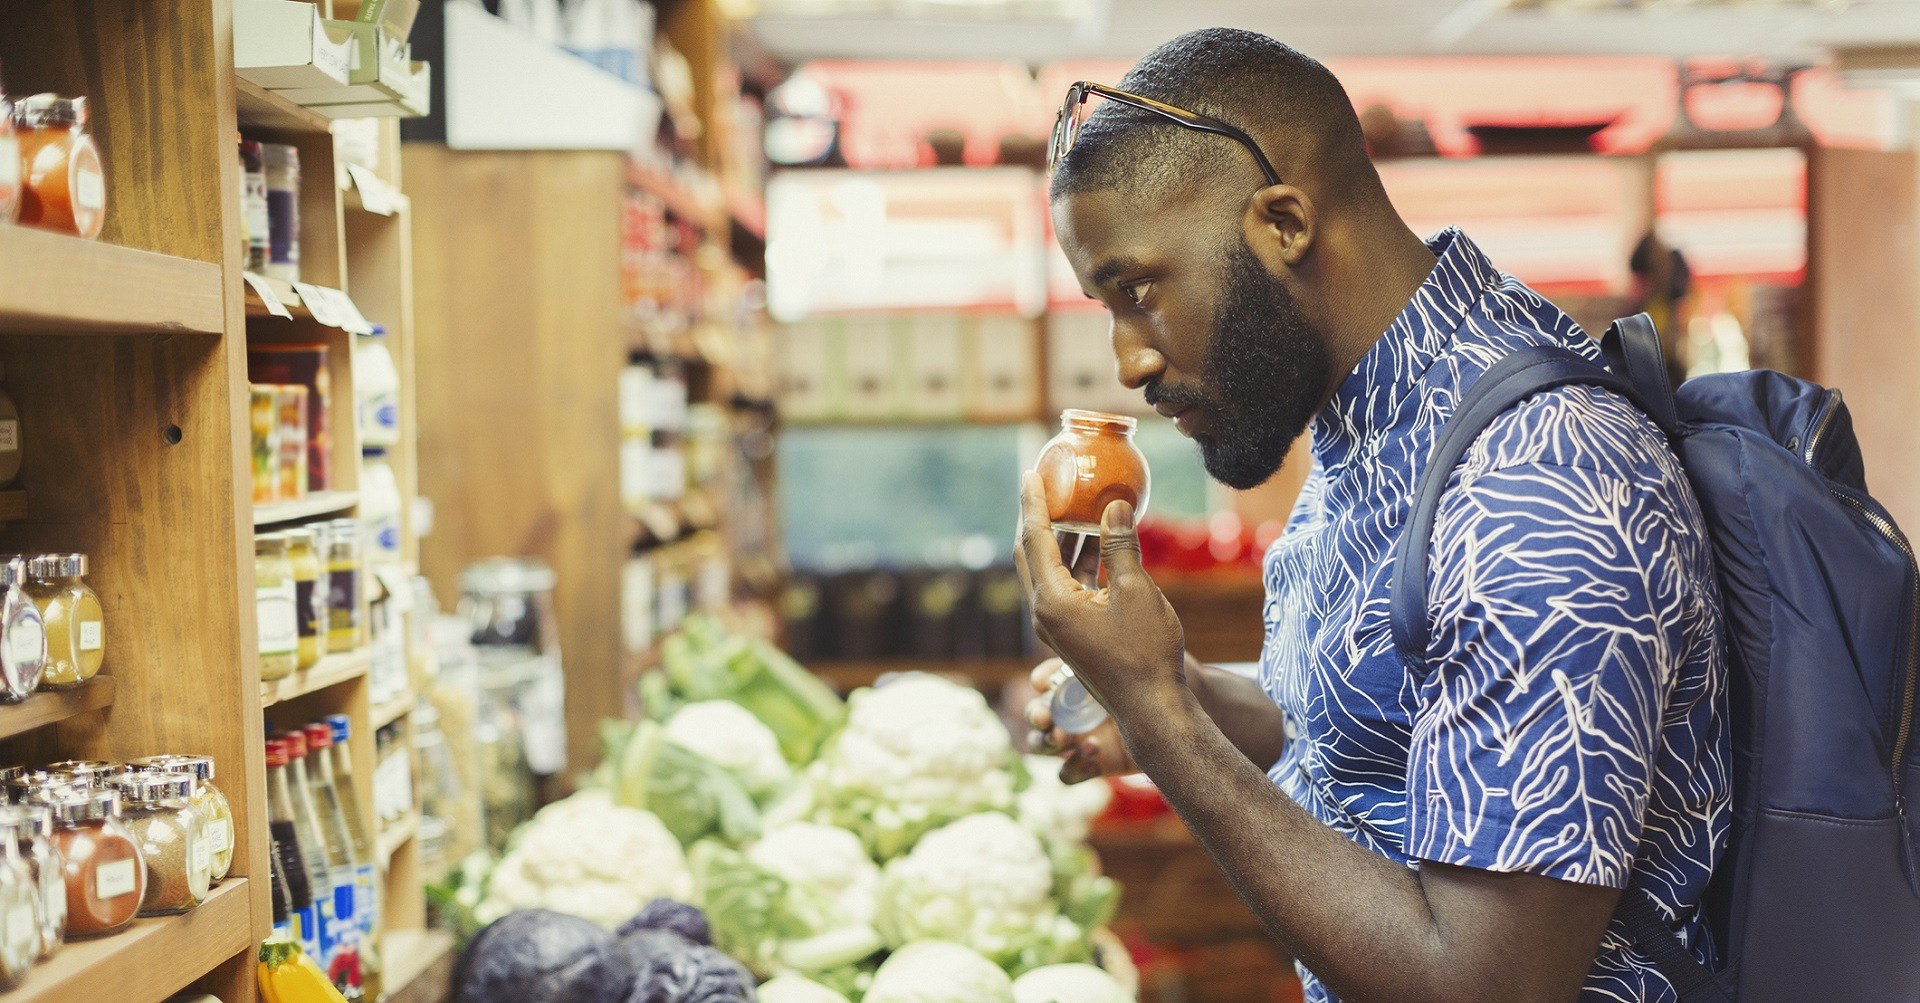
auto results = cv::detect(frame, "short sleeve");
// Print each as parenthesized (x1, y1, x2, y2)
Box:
(1404, 458, 1697, 888)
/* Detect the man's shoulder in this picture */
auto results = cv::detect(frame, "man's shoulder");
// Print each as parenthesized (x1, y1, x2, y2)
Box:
(1460, 382, 1676, 489)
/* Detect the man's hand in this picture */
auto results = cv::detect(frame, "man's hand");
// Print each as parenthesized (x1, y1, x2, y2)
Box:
(1013, 470, 1186, 725)
(1025, 657, 1138, 783)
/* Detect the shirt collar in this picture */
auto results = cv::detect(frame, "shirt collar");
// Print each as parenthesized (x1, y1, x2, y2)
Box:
(1311, 227, 1500, 471)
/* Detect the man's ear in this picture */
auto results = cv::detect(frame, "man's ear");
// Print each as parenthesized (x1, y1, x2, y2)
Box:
(1244, 185, 1312, 271)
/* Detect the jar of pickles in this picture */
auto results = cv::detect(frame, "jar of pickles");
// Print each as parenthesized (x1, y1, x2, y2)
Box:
(108, 772, 206, 916)
(0, 808, 38, 989)
(0, 558, 42, 702)
(43, 788, 141, 938)
(256, 533, 299, 681)
(284, 529, 324, 671)
(26, 555, 104, 690)
(12, 94, 104, 240)
(15, 802, 62, 958)
(326, 519, 364, 652)
(125, 756, 231, 883)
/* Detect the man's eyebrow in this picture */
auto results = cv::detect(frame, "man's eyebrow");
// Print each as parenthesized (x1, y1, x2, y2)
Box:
(1089, 256, 1145, 289)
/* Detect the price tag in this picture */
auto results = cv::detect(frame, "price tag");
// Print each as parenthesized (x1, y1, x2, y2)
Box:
(244, 272, 293, 319)
(373, 565, 414, 613)
(327, 289, 375, 336)
(346, 164, 398, 216)
(291, 282, 343, 328)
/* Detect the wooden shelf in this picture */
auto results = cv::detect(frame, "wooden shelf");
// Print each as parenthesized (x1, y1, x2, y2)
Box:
(253, 489, 358, 527)
(3, 878, 250, 1002)
(371, 692, 414, 730)
(0, 677, 115, 742)
(378, 812, 418, 864)
(0, 489, 24, 523)
(243, 273, 310, 320)
(0, 226, 225, 337)
(236, 76, 331, 133)
(261, 650, 371, 707)
(811, 657, 1036, 691)
(380, 928, 455, 1003)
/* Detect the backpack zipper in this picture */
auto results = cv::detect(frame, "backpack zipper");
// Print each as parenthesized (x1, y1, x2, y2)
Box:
(1803, 389, 1841, 466)
(1828, 488, 1919, 798)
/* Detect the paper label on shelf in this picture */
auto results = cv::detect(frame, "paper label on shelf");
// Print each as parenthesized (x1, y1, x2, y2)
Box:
(78, 618, 102, 652)
(0, 420, 19, 454)
(328, 289, 375, 336)
(208, 817, 232, 854)
(7, 618, 42, 670)
(373, 565, 414, 613)
(95, 857, 137, 900)
(292, 282, 343, 328)
(244, 272, 293, 319)
(257, 584, 299, 656)
(74, 168, 104, 212)
(346, 164, 398, 216)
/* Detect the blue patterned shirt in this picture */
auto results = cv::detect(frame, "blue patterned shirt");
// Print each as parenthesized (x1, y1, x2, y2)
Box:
(1259, 229, 1730, 1002)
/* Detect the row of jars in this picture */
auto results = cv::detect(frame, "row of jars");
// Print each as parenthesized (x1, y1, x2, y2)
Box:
(0, 553, 104, 702)
(255, 521, 364, 681)
(0, 755, 232, 987)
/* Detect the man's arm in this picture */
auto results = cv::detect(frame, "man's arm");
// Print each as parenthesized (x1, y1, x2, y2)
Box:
(1184, 656, 1288, 770)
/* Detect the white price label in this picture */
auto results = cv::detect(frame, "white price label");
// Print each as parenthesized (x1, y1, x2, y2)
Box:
(329, 289, 374, 335)
(74, 168, 104, 211)
(78, 619, 102, 652)
(0, 419, 19, 453)
(290, 282, 343, 328)
(95, 858, 137, 900)
(257, 586, 298, 656)
(346, 165, 398, 216)
(243, 273, 293, 319)
(192, 835, 210, 877)
(8, 618, 42, 669)
(208, 817, 231, 854)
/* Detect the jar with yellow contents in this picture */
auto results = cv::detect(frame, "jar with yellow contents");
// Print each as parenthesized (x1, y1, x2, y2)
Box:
(25, 554, 103, 690)
(254, 534, 298, 681)
(283, 528, 325, 671)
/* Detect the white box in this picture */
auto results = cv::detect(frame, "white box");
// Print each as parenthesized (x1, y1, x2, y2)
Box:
(838, 315, 903, 421)
(967, 314, 1041, 421)
(444, 2, 662, 151)
(276, 26, 431, 115)
(778, 321, 834, 421)
(235, 1, 355, 90)
(905, 313, 965, 420)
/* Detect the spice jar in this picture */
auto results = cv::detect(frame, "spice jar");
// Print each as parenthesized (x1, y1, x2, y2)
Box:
(256, 533, 299, 681)
(125, 756, 231, 883)
(1034, 409, 1151, 536)
(0, 808, 38, 988)
(0, 65, 20, 223)
(45, 760, 117, 789)
(12, 94, 105, 240)
(6, 773, 85, 808)
(25, 554, 104, 690)
(43, 788, 142, 937)
(0, 558, 44, 702)
(285, 529, 325, 671)
(16, 802, 62, 958)
(325, 520, 363, 653)
(109, 772, 206, 916)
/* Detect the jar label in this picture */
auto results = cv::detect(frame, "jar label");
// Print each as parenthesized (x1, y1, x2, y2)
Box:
(0, 136, 19, 196)
(79, 618, 102, 652)
(75, 168, 105, 212)
(258, 585, 298, 656)
(208, 817, 231, 854)
(0, 420, 18, 453)
(329, 568, 358, 628)
(8, 618, 43, 669)
(295, 577, 319, 639)
(192, 835, 211, 877)
(96, 857, 137, 900)
(6, 900, 31, 951)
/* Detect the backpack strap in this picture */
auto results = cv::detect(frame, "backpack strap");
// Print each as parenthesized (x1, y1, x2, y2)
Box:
(1617, 888, 1734, 1003)
(1601, 313, 1682, 436)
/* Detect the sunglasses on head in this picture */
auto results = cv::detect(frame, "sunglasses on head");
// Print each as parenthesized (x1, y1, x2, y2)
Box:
(1047, 80, 1284, 189)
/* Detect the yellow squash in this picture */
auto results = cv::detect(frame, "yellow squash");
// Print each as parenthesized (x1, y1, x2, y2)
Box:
(257, 936, 349, 1003)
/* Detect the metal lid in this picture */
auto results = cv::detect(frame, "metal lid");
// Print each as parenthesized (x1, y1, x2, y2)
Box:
(26, 553, 87, 578)
(255, 533, 288, 553)
(108, 770, 194, 804)
(45, 759, 115, 784)
(7, 772, 84, 803)
(126, 754, 214, 784)
(11, 94, 86, 131)
(303, 722, 332, 750)
(0, 557, 26, 589)
(325, 519, 360, 538)
(460, 557, 557, 596)
(281, 730, 308, 758)
(0, 766, 22, 787)
(324, 713, 351, 744)
(46, 788, 118, 825)
(282, 527, 316, 548)
(264, 738, 288, 769)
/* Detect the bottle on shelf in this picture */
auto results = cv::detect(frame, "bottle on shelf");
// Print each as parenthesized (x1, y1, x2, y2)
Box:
(255, 534, 299, 681)
(355, 328, 401, 451)
(326, 520, 365, 653)
(323, 715, 380, 994)
(0, 556, 46, 702)
(15, 801, 62, 959)
(266, 736, 326, 964)
(285, 528, 326, 672)
(359, 452, 402, 567)
(0, 806, 39, 989)
(41, 787, 141, 939)
(284, 730, 349, 990)
(308, 721, 377, 999)
(13, 94, 105, 240)
(108, 770, 208, 917)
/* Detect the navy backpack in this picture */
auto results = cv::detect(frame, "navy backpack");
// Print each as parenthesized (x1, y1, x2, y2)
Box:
(1390, 315, 1920, 1000)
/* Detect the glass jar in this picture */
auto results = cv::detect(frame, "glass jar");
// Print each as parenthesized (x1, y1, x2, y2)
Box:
(1033, 409, 1151, 536)
(6, 773, 85, 808)
(16, 802, 62, 958)
(325, 520, 363, 653)
(0, 808, 38, 988)
(108, 771, 206, 916)
(284, 529, 324, 671)
(256, 533, 299, 681)
(0, 558, 44, 702)
(0, 66, 20, 223)
(125, 755, 232, 883)
(43, 788, 142, 937)
(44, 760, 117, 789)
(26, 554, 104, 690)
(12, 94, 104, 240)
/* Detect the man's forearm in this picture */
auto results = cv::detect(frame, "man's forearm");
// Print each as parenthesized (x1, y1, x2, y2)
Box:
(1185, 657, 1289, 770)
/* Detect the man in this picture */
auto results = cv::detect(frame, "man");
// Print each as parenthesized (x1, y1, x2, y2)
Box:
(1021, 28, 1729, 1002)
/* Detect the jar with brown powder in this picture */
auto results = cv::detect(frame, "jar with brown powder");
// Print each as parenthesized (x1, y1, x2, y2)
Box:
(108, 771, 206, 916)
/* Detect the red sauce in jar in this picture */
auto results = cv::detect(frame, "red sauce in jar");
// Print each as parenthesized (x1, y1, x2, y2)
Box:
(14, 95, 105, 240)
(1034, 409, 1150, 534)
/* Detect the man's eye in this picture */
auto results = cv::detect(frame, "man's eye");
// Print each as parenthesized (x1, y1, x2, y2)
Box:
(1122, 281, 1152, 306)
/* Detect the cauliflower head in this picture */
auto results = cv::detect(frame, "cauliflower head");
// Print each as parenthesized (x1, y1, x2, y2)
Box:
(1016, 756, 1113, 846)
(665, 699, 793, 796)
(747, 822, 881, 930)
(477, 790, 693, 929)
(866, 941, 1015, 1003)
(879, 813, 1081, 968)
(1012, 963, 1132, 1003)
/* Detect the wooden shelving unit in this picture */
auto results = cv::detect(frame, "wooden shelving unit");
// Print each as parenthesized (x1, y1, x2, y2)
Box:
(0, 678, 116, 742)
(0, 225, 225, 337)
(378, 811, 419, 866)
(234, 76, 329, 134)
(252, 489, 359, 527)
(4, 880, 252, 1002)
(259, 651, 372, 707)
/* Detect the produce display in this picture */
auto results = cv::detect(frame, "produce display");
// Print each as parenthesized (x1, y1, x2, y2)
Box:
(445, 617, 1130, 1000)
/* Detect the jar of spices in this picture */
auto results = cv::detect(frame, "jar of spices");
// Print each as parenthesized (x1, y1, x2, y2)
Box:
(12, 94, 105, 240)
(0, 557, 38, 705)
(109, 772, 206, 916)
(125, 756, 232, 883)
(43, 788, 142, 938)
(25, 554, 104, 690)
(1034, 409, 1151, 538)
(44, 760, 117, 788)
(0, 808, 39, 989)
(0, 65, 21, 223)
(325, 520, 363, 653)
(284, 529, 324, 671)
(16, 801, 62, 958)
(6, 773, 85, 807)
(256, 533, 299, 681)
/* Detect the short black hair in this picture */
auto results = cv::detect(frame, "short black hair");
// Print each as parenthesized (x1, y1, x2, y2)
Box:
(1049, 29, 1380, 212)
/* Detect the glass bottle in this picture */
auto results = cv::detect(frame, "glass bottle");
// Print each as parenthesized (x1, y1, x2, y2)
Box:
(0, 808, 38, 988)
(326, 520, 364, 652)
(268, 820, 293, 942)
(309, 523, 335, 654)
(42, 787, 142, 938)
(285, 529, 325, 671)
(324, 714, 382, 998)
(108, 771, 207, 916)
(262, 143, 300, 282)
(304, 723, 365, 1000)
(284, 731, 340, 973)
(0, 557, 45, 702)
(256, 534, 299, 680)
(126, 755, 232, 883)
(16, 801, 62, 958)
(267, 738, 323, 962)
(25, 554, 104, 690)
(12, 94, 105, 240)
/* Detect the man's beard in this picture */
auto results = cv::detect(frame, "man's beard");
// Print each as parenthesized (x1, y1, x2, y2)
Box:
(1147, 238, 1330, 490)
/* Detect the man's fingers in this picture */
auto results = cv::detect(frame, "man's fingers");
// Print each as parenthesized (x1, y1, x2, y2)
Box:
(1027, 728, 1060, 754)
(1017, 470, 1078, 598)
(1061, 743, 1102, 784)
(1100, 499, 1146, 582)
(1062, 529, 1101, 587)
(1030, 657, 1064, 691)
(1026, 695, 1053, 733)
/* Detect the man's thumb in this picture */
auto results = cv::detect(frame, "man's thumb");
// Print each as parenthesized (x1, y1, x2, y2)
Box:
(1100, 499, 1143, 576)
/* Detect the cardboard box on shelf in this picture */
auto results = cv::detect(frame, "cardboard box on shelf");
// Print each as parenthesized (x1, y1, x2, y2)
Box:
(1048, 309, 1140, 416)
(235, 0, 356, 90)
(904, 313, 966, 420)
(837, 315, 904, 421)
(275, 25, 432, 117)
(966, 313, 1042, 422)
(778, 320, 835, 422)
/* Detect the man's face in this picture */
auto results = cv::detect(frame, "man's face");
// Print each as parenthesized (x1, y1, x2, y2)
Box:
(1052, 188, 1330, 490)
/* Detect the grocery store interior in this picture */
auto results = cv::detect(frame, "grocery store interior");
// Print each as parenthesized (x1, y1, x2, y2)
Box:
(1, 0, 1919, 1001)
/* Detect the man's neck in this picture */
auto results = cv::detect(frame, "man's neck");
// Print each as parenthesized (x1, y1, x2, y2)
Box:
(1314, 219, 1439, 412)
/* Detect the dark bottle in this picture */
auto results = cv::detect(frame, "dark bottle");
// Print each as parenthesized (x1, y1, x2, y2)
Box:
(267, 738, 319, 958)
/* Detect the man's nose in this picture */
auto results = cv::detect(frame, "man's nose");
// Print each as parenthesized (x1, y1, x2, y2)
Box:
(1112, 321, 1165, 391)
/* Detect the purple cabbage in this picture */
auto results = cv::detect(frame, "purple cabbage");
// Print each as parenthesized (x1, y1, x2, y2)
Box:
(619, 898, 713, 946)
(454, 909, 635, 1003)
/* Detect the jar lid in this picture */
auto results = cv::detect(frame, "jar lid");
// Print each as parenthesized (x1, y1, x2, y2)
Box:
(303, 722, 332, 750)
(255, 533, 288, 552)
(324, 713, 351, 744)
(18, 802, 52, 838)
(0, 558, 25, 589)
(126, 754, 214, 784)
(46, 788, 118, 825)
(45, 759, 115, 783)
(324, 519, 360, 539)
(283, 527, 316, 546)
(7, 772, 85, 803)
(1059, 408, 1138, 433)
(461, 557, 557, 596)
(11, 94, 86, 131)
(108, 770, 193, 804)
(0, 765, 21, 787)
(27, 553, 87, 578)
(282, 730, 308, 758)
